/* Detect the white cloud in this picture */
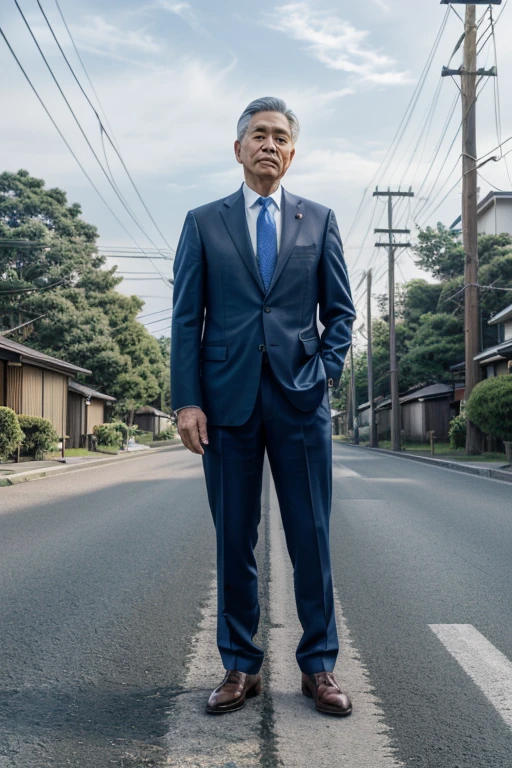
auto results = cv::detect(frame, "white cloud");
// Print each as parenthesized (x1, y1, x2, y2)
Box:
(371, 0, 390, 12)
(71, 15, 162, 55)
(263, 3, 411, 85)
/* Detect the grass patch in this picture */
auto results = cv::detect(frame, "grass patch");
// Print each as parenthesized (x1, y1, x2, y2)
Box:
(336, 437, 507, 462)
(49, 448, 98, 458)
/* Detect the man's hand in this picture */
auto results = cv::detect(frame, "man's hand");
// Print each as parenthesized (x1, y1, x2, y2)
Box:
(177, 407, 209, 455)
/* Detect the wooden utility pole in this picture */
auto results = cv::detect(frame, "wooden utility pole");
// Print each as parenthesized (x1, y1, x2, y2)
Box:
(367, 269, 377, 447)
(374, 188, 413, 452)
(441, 1, 498, 454)
(350, 343, 359, 444)
(462, 5, 481, 453)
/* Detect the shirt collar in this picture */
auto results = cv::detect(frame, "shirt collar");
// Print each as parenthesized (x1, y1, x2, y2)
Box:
(243, 181, 282, 211)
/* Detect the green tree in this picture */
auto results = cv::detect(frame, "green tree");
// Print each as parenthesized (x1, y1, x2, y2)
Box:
(0, 170, 169, 409)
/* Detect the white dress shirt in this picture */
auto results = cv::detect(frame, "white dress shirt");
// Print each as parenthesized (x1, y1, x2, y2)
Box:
(242, 181, 282, 256)
(175, 182, 282, 414)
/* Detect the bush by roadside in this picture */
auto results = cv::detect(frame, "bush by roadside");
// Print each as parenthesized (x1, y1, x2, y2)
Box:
(448, 412, 466, 449)
(153, 426, 177, 441)
(18, 415, 59, 459)
(93, 423, 123, 448)
(0, 407, 24, 460)
(466, 377, 512, 442)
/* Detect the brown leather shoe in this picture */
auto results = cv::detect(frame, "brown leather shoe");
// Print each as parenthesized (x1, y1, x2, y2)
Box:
(206, 670, 262, 714)
(301, 671, 352, 716)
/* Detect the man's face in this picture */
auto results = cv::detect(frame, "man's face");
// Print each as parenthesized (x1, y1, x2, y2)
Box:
(234, 111, 296, 184)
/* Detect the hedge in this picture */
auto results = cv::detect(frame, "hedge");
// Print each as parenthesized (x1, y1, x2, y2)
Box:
(18, 414, 59, 459)
(0, 407, 24, 461)
(93, 423, 123, 448)
(466, 376, 512, 441)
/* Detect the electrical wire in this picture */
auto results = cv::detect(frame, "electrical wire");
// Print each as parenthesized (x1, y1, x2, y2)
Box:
(0, 23, 174, 288)
(38, 0, 175, 255)
(13, 0, 171, 289)
(343, 6, 451, 247)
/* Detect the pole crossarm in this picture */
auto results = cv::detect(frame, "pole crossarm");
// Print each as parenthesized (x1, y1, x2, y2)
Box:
(373, 190, 414, 197)
(440, 1, 501, 5)
(442, 66, 497, 77)
(374, 228, 411, 234)
(375, 242, 412, 249)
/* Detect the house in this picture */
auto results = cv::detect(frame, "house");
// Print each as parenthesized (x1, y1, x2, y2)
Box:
(133, 405, 173, 437)
(67, 381, 116, 449)
(399, 383, 460, 442)
(375, 384, 462, 442)
(474, 302, 512, 378)
(450, 191, 512, 235)
(0, 336, 90, 438)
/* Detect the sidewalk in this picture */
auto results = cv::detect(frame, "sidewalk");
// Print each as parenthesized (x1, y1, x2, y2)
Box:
(334, 440, 512, 483)
(0, 441, 185, 487)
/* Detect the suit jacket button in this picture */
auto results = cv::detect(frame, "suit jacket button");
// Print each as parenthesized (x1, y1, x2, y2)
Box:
(264, 306, 271, 313)
(259, 344, 266, 351)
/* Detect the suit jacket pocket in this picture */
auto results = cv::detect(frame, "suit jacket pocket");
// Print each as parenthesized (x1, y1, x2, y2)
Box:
(201, 345, 228, 361)
(300, 336, 320, 356)
(292, 245, 316, 257)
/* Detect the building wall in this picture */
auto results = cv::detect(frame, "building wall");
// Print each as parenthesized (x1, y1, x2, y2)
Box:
(401, 401, 425, 441)
(6, 365, 22, 412)
(86, 399, 105, 433)
(67, 392, 85, 449)
(504, 320, 512, 342)
(377, 408, 392, 440)
(0, 361, 4, 405)
(42, 370, 67, 436)
(478, 199, 512, 236)
(425, 398, 451, 441)
(22, 365, 43, 417)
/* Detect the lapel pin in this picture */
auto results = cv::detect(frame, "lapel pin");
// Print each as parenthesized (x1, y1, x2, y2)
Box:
(295, 213, 303, 219)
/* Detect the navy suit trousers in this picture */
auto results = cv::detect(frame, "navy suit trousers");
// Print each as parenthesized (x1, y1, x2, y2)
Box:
(202, 357, 339, 675)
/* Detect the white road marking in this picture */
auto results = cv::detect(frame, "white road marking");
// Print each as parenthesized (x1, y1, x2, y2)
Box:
(429, 624, 512, 729)
(333, 464, 362, 478)
(163, 576, 262, 767)
(269, 479, 403, 768)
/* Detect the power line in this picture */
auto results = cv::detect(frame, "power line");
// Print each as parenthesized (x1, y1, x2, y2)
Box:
(0, 21, 173, 288)
(13, 0, 171, 288)
(343, 6, 451, 246)
(38, 0, 175, 255)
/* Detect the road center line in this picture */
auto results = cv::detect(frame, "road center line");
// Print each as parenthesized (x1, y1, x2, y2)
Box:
(163, 574, 262, 767)
(429, 624, 512, 729)
(268, 478, 403, 768)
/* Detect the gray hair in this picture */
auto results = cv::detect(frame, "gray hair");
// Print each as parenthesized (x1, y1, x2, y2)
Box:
(237, 97, 300, 144)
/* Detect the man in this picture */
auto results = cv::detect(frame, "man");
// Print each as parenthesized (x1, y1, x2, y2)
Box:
(171, 97, 356, 716)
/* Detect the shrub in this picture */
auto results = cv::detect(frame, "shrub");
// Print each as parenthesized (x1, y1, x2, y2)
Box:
(466, 376, 512, 441)
(18, 414, 59, 458)
(448, 412, 467, 449)
(154, 426, 177, 441)
(93, 423, 123, 448)
(0, 407, 24, 460)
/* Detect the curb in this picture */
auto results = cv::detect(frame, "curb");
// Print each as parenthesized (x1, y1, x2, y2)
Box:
(0, 443, 186, 487)
(333, 441, 512, 484)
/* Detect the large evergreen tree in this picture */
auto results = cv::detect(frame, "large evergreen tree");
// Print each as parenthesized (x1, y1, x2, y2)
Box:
(0, 170, 169, 411)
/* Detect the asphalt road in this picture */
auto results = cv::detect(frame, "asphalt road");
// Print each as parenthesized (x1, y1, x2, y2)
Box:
(0, 444, 511, 767)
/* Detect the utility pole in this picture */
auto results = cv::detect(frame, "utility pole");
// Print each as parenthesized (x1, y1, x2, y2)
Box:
(441, 1, 499, 454)
(374, 188, 413, 452)
(367, 269, 377, 447)
(350, 343, 359, 445)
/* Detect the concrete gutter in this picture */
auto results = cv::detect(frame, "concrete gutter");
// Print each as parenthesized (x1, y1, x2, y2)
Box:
(0, 443, 186, 488)
(334, 442, 512, 484)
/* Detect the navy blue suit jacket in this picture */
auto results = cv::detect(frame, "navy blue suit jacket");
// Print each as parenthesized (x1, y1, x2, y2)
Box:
(171, 185, 356, 426)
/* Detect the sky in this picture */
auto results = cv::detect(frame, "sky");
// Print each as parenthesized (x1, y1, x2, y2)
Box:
(1, 0, 512, 338)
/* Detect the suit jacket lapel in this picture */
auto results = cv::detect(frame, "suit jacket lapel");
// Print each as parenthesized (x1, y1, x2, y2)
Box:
(267, 189, 303, 295)
(220, 187, 265, 295)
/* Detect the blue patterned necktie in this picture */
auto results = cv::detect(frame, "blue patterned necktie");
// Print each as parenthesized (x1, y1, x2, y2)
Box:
(256, 197, 278, 291)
